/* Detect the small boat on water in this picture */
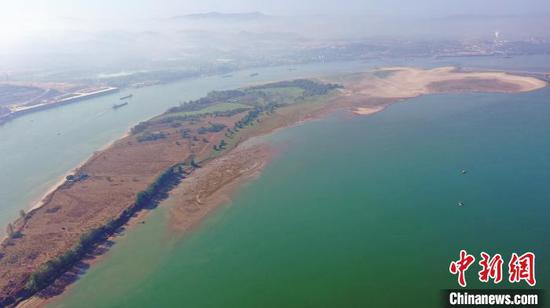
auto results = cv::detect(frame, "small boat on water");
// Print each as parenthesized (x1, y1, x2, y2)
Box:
(112, 102, 129, 109)
(249, 73, 259, 77)
(120, 94, 133, 100)
(458, 202, 464, 207)
(461, 169, 468, 175)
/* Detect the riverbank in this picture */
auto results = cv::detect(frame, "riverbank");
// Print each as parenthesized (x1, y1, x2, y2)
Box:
(0, 67, 546, 307)
(0, 87, 119, 126)
(0, 79, 341, 306)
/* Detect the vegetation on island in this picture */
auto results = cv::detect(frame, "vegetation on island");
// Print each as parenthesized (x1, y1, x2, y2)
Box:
(132, 79, 341, 139)
(24, 164, 186, 296)
(1, 78, 342, 306)
(197, 123, 226, 134)
(136, 131, 167, 142)
(248, 79, 342, 96)
(127, 79, 343, 166)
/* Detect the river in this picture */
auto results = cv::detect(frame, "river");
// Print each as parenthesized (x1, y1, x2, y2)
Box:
(1, 56, 549, 307)
(51, 85, 550, 308)
(0, 60, 391, 231)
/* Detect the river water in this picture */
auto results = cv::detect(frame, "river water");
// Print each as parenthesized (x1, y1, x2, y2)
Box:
(1, 56, 549, 307)
(0, 60, 391, 231)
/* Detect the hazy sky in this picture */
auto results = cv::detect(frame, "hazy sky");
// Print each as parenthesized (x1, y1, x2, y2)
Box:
(2, 0, 550, 20)
(2, 0, 550, 71)
(1, 0, 549, 47)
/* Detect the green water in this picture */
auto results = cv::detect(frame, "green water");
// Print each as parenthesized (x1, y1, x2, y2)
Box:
(51, 88, 550, 307)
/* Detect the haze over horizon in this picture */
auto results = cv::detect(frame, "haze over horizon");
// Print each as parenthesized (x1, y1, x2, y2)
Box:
(1, 0, 550, 76)
(2, 0, 550, 35)
(3, 0, 550, 19)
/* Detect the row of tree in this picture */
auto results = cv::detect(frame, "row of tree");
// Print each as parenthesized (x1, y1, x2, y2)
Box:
(136, 131, 167, 142)
(158, 107, 250, 126)
(167, 90, 246, 114)
(131, 121, 150, 134)
(213, 139, 227, 151)
(233, 103, 278, 131)
(197, 123, 226, 135)
(248, 79, 343, 96)
(24, 165, 184, 297)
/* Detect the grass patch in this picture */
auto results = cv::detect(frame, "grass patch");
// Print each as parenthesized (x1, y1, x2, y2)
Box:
(154, 102, 250, 121)
(249, 86, 305, 100)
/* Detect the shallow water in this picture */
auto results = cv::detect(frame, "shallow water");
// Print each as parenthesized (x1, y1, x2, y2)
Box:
(50, 86, 550, 307)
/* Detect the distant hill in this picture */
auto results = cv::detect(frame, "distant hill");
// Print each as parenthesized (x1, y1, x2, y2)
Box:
(238, 31, 304, 42)
(172, 11, 270, 21)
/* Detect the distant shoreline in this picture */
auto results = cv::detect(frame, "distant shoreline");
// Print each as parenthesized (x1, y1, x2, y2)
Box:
(0, 87, 119, 126)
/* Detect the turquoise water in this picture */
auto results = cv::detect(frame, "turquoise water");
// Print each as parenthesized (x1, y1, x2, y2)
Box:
(51, 87, 550, 307)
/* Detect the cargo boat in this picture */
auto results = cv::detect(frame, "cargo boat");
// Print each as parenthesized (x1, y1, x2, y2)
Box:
(112, 102, 129, 109)
(120, 94, 133, 100)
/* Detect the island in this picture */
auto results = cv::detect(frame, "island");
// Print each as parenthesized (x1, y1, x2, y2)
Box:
(0, 67, 546, 307)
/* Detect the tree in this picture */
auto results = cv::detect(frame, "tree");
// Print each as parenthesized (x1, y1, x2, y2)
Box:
(190, 158, 201, 168)
(6, 223, 14, 238)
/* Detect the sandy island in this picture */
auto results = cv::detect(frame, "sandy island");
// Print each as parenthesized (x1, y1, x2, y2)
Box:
(1, 67, 546, 307)
(347, 66, 546, 98)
